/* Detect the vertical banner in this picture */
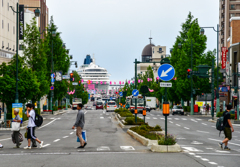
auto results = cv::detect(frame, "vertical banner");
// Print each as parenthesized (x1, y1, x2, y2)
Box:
(12, 103, 23, 123)
(19, 5, 24, 40)
(221, 47, 228, 69)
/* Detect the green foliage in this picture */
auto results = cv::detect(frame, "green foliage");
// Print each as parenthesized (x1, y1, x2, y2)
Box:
(58, 106, 63, 109)
(0, 56, 40, 113)
(183, 106, 190, 112)
(230, 114, 235, 120)
(124, 117, 144, 125)
(130, 124, 162, 140)
(158, 134, 177, 145)
(216, 111, 223, 117)
(53, 106, 58, 111)
(35, 108, 41, 115)
(23, 112, 28, 122)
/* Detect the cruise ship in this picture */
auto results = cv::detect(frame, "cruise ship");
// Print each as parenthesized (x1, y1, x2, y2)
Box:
(76, 55, 110, 94)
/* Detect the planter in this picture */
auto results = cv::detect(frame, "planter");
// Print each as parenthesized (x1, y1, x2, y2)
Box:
(127, 129, 164, 146)
(117, 114, 126, 120)
(115, 114, 137, 129)
(151, 143, 181, 153)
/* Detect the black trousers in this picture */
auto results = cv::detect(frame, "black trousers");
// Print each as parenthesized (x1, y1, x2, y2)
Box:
(13, 131, 20, 147)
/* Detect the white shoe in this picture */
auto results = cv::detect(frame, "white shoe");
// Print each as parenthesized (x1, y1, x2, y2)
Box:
(39, 141, 44, 148)
(24, 146, 31, 149)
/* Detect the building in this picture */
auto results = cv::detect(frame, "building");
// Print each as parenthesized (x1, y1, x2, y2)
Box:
(226, 17, 240, 107)
(137, 38, 167, 79)
(76, 55, 111, 95)
(0, 0, 18, 65)
(19, 0, 49, 39)
(219, 0, 240, 64)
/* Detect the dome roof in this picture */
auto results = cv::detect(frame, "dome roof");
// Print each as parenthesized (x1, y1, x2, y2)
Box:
(142, 43, 155, 56)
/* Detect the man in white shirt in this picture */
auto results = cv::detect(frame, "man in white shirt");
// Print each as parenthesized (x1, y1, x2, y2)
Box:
(24, 103, 43, 149)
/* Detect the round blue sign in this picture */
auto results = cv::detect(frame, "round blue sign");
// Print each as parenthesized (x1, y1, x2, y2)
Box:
(132, 89, 139, 97)
(119, 92, 123, 97)
(158, 64, 175, 81)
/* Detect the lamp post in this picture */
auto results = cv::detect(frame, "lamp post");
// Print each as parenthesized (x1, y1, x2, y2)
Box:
(200, 25, 222, 114)
(10, 3, 40, 103)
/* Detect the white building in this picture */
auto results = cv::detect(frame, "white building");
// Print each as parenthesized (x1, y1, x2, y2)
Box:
(0, 0, 18, 65)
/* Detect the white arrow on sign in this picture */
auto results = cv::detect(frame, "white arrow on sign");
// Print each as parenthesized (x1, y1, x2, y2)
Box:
(161, 67, 173, 77)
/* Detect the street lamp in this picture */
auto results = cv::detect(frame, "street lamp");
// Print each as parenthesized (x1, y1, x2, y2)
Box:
(10, 3, 40, 103)
(200, 25, 222, 114)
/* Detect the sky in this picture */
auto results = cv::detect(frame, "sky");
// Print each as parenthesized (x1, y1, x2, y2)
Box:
(46, 0, 219, 82)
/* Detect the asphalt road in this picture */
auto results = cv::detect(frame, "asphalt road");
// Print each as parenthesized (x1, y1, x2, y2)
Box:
(0, 105, 239, 167)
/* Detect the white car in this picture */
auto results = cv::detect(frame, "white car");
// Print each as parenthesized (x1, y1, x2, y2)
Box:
(172, 105, 184, 115)
(106, 101, 117, 112)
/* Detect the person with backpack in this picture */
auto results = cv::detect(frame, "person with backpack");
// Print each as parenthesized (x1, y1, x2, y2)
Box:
(219, 104, 234, 150)
(72, 103, 87, 149)
(24, 103, 43, 149)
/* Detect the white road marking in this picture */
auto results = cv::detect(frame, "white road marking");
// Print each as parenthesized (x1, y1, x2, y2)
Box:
(197, 130, 209, 134)
(196, 119, 202, 121)
(0, 138, 11, 142)
(201, 158, 209, 161)
(182, 118, 187, 120)
(167, 118, 172, 120)
(194, 155, 202, 158)
(97, 146, 110, 151)
(191, 119, 198, 122)
(215, 150, 230, 153)
(202, 123, 207, 126)
(208, 162, 218, 165)
(188, 153, 195, 155)
(146, 117, 150, 119)
(53, 139, 60, 142)
(70, 132, 74, 135)
(38, 119, 57, 129)
(212, 126, 215, 128)
(50, 118, 55, 120)
(150, 114, 154, 116)
(42, 144, 50, 148)
(120, 146, 135, 151)
(157, 115, 160, 116)
(176, 124, 181, 127)
(74, 129, 76, 131)
(184, 127, 190, 130)
(100, 117, 104, 119)
(63, 136, 69, 138)
(174, 118, 179, 120)
(208, 138, 240, 146)
(169, 121, 173, 123)
(206, 148, 213, 150)
(153, 117, 157, 119)
(177, 138, 186, 140)
(182, 147, 203, 152)
(160, 118, 164, 120)
(84, 111, 88, 114)
(191, 141, 203, 145)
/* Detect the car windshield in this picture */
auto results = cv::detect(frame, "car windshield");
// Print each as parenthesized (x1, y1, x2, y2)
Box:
(97, 102, 102, 105)
(108, 102, 116, 105)
(173, 106, 182, 109)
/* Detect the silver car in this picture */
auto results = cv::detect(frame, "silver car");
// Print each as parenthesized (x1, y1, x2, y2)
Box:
(106, 101, 117, 112)
(172, 105, 184, 115)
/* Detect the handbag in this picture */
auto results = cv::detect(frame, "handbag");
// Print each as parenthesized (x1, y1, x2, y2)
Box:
(11, 133, 23, 143)
(11, 122, 20, 131)
(77, 130, 87, 142)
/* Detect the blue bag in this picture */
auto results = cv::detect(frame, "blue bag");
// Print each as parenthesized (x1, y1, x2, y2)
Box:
(77, 130, 87, 142)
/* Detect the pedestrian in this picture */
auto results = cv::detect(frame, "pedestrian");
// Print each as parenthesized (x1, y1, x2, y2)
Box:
(31, 104, 38, 148)
(24, 103, 44, 149)
(12, 108, 21, 148)
(72, 103, 87, 148)
(219, 104, 234, 150)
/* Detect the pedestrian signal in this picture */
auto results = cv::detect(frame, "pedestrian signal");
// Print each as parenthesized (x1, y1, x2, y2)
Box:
(187, 69, 191, 79)
(78, 80, 81, 86)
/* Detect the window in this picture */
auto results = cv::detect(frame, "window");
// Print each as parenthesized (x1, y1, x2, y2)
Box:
(8, 2, 9, 11)
(2, 41, 4, 48)
(2, 0, 3, 7)
(231, 4, 235, 10)
(107, 102, 116, 105)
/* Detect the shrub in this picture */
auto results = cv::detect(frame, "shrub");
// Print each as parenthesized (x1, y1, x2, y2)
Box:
(230, 114, 235, 120)
(183, 106, 190, 112)
(35, 108, 41, 115)
(58, 106, 63, 109)
(130, 124, 162, 140)
(216, 112, 223, 117)
(125, 117, 144, 125)
(53, 106, 58, 111)
(158, 134, 177, 145)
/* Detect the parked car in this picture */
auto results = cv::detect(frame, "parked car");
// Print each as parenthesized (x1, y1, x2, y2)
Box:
(86, 106, 92, 110)
(106, 101, 117, 112)
(96, 101, 103, 110)
(172, 105, 184, 115)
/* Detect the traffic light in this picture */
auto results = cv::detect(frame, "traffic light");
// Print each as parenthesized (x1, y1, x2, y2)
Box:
(156, 77, 159, 84)
(78, 80, 81, 86)
(187, 69, 191, 79)
(70, 73, 73, 81)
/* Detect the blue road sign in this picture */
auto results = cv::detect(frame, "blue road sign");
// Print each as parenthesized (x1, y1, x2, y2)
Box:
(158, 64, 175, 81)
(132, 89, 139, 97)
(51, 73, 55, 78)
(51, 78, 55, 82)
(119, 92, 123, 97)
(110, 97, 113, 100)
(50, 86, 54, 90)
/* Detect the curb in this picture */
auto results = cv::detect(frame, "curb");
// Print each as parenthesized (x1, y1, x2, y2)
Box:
(115, 114, 136, 129)
(127, 129, 164, 146)
(151, 143, 181, 153)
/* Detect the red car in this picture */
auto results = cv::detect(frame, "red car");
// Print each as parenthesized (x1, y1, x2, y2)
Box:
(96, 101, 103, 110)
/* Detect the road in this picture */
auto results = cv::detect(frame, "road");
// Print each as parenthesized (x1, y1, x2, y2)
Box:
(0, 105, 239, 167)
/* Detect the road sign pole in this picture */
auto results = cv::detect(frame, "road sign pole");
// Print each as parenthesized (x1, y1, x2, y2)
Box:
(135, 59, 137, 123)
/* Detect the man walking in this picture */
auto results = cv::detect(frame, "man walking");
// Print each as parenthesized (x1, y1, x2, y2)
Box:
(24, 103, 43, 149)
(72, 103, 87, 148)
(219, 104, 234, 150)
(12, 108, 21, 148)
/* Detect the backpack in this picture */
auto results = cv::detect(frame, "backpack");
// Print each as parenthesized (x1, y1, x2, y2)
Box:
(31, 112, 43, 127)
(216, 112, 229, 136)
